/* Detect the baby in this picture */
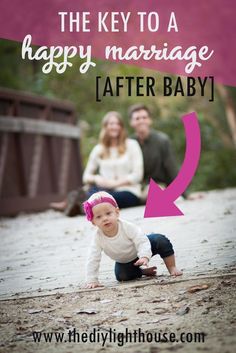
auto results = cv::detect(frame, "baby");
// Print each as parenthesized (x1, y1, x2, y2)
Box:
(83, 191, 182, 289)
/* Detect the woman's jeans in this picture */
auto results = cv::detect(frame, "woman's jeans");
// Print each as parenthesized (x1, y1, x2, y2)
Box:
(87, 186, 140, 208)
(114, 234, 174, 281)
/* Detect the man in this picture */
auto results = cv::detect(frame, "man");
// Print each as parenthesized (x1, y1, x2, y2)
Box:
(129, 103, 188, 200)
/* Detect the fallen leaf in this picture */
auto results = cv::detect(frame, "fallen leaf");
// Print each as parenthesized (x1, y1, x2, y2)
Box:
(176, 305, 190, 316)
(76, 309, 98, 315)
(137, 310, 149, 314)
(221, 280, 232, 287)
(187, 284, 209, 293)
(28, 309, 42, 314)
(145, 317, 169, 324)
(147, 297, 166, 303)
(100, 299, 112, 304)
(154, 307, 169, 314)
(174, 296, 187, 303)
(117, 318, 128, 322)
(43, 308, 56, 313)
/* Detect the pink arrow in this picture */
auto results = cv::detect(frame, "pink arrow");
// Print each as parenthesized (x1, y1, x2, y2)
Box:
(144, 112, 201, 218)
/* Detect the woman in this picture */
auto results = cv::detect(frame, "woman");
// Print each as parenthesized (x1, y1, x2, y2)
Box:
(83, 111, 143, 208)
(50, 111, 143, 215)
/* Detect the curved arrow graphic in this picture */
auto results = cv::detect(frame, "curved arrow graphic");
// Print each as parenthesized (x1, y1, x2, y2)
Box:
(144, 112, 201, 218)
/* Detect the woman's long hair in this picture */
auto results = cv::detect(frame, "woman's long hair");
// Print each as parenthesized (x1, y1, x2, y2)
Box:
(99, 111, 127, 159)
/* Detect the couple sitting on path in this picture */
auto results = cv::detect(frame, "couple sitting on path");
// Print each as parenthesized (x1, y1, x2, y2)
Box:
(51, 104, 186, 216)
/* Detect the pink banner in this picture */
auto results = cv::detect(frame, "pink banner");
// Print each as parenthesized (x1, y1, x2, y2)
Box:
(0, 0, 235, 86)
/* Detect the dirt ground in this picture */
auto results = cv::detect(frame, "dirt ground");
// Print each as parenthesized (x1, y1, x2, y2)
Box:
(0, 188, 236, 352)
(0, 271, 236, 353)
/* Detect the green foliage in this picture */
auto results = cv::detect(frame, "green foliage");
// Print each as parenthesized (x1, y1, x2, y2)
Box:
(193, 149, 236, 191)
(0, 39, 236, 192)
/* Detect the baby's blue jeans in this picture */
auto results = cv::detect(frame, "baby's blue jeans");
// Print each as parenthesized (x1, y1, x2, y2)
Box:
(114, 233, 174, 281)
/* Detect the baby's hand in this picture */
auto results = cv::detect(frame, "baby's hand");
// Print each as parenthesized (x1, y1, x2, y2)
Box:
(134, 257, 149, 267)
(85, 282, 104, 289)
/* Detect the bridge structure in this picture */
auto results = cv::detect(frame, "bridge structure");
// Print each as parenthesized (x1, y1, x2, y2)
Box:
(0, 88, 83, 216)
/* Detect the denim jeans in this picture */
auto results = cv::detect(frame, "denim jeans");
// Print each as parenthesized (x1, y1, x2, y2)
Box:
(114, 233, 174, 281)
(87, 186, 140, 208)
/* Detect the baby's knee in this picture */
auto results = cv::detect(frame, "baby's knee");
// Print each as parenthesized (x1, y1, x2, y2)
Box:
(115, 272, 130, 282)
(158, 235, 174, 258)
(158, 234, 172, 247)
(149, 233, 174, 257)
(150, 233, 171, 246)
(115, 266, 142, 282)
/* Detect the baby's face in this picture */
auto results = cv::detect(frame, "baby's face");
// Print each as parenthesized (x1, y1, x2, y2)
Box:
(92, 203, 119, 236)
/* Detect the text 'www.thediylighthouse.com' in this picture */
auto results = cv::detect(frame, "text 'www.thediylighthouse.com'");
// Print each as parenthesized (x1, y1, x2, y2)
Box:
(32, 327, 206, 347)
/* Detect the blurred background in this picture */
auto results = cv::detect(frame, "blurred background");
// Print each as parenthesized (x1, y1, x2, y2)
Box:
(0, 39, 236, 215)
